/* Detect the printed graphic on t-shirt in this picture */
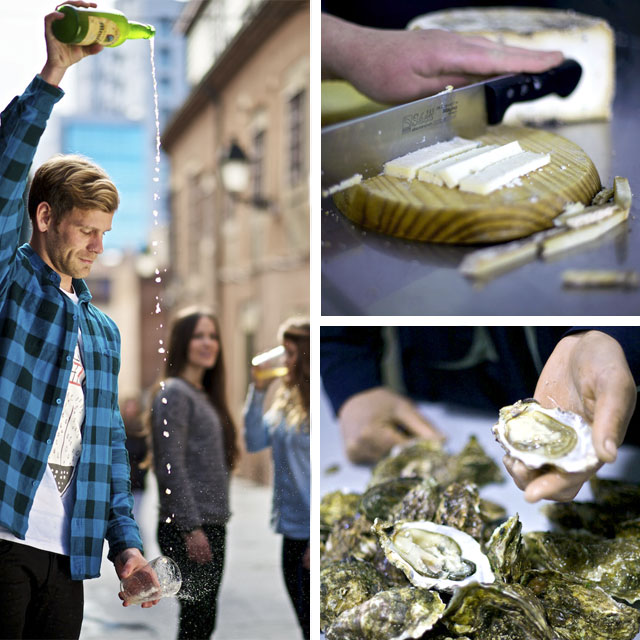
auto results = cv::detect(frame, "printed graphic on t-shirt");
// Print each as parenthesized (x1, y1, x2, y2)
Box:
(49, 344, 85, 494)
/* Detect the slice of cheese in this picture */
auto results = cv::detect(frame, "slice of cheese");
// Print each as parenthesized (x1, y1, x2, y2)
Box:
(408, 8, 615, 123)
(458, 151, 550, 195)
(383, 137, 480, 180)
(417, 145, 496, 186)
(421, 141, 524, 188)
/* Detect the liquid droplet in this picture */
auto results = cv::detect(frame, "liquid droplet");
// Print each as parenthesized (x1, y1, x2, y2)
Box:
(163, 431, 170, 438)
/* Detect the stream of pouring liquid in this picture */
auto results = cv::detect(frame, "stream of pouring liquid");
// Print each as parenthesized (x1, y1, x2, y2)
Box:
(149, 39, 166, 356)
(150, 40, 174, 522)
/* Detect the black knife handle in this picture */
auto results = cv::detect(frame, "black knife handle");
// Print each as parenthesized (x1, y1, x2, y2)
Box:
(484, 59, 582, 125)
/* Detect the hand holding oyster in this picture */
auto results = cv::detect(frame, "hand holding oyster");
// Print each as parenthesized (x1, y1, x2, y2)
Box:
(494, 399, 602, 503)
(503, 330, 636, 502)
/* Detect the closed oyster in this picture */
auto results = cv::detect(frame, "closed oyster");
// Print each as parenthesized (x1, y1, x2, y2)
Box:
(389, 478, 440, 522)
(451, 434, 505, 486)
(321, 491, 362, 531)
(373, 519, 494, 591)
(486, 514, 526, 583)
(432, 482, 485, 542)
(442, 582, 554, 640)
(322, 515, 379, 567)
(541, 501, 618, 537)
(325, 586, 445, 640)
(590, 476, 640, 513)
(493, 399, 598, 472)
(522, 569, 640, 640)
(320, 560, 388, 631)
(368, 440, 450, 488)
(360, 477, 425, 522)
(523, 531, 640, 604)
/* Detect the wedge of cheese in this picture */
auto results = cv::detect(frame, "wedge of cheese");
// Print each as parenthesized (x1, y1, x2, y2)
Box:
(383, 137, 480, 180)
(419, 141, 523, 188)
(458, 151, 550, 195)
(408, 8, 614, 123)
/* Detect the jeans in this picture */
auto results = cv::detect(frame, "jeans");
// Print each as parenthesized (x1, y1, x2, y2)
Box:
(158, 522, 226, 640)
(0, 540, 83, 639)
(282, 537, 310, 640)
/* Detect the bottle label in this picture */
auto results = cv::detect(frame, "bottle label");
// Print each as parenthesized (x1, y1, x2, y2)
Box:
(78, 16, 121, 46)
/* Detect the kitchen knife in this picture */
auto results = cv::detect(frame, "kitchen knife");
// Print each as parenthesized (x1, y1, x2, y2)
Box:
(321, 59, 582, 191)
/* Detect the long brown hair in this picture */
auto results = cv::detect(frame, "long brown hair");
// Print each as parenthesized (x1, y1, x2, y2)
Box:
(280, 317, 310, 413)
(163, 307, 239, 470)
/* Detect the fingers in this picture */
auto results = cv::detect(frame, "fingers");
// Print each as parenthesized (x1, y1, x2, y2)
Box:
(503, 454, 600, 503)
(590, 367, 636, 464)
(345, 422, 408, 464)
(393, 399, 446, 443)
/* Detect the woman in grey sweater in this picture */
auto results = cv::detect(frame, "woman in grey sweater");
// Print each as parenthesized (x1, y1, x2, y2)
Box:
(150, 307, 238, 639)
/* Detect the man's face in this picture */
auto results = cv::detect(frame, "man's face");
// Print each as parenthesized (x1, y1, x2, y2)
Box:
(43, 207, 114, 283)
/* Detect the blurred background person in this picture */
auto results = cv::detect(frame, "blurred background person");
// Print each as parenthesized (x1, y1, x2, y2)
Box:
(321, 326, 639, 503)
(121, 395, 150, 524)
(243, 318, 310, 640)
(149, 307, 239, 640)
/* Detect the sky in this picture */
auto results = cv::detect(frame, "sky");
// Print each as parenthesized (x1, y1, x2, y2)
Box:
(0, 2, 118, 111)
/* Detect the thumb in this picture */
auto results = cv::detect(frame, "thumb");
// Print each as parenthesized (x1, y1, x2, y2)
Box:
(591, 395, 631, 465)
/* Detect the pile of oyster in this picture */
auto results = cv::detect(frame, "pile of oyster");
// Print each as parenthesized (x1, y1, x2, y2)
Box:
(320, 405, 640, 640)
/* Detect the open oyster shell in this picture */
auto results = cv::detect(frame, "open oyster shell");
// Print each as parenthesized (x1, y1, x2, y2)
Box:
(493, 399, 598, 473)
(325, 586, 445, 640)
(373, 519, 494, 592)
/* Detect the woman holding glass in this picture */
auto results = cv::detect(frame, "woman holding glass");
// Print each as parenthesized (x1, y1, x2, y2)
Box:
(243, 318, 310, 640)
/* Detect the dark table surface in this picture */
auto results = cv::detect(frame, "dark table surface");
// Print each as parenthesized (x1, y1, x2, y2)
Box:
(321, 42, 640, 316)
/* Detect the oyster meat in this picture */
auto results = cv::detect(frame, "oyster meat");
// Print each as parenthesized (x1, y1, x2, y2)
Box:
(325, 586, 445, 640)
(493, 399, 598, 472)
(522, 569, 640, 640)
(373, 519, 494, 591)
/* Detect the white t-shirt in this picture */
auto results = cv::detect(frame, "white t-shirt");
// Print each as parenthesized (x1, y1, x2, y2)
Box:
(0, 287, 85, 555)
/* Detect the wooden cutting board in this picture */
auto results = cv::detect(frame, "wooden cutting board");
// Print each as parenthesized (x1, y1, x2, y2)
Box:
(332, 125, 601, 244)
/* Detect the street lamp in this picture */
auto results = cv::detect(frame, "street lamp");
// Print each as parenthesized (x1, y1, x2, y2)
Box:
(219, 139, 274, 212)
(220, 139, 250, 196)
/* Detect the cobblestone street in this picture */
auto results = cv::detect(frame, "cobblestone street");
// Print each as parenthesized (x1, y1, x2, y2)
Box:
(80, 475, 301, 640)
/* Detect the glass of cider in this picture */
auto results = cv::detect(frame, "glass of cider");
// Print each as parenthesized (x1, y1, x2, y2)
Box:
(251, 345, 288, 382)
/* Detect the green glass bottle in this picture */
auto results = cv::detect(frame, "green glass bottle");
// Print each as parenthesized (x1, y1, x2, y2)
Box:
(52, 4, 155, 47)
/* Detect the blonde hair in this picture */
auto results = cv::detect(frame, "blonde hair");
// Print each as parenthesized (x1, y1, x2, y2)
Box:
(28, 154, 119, 225)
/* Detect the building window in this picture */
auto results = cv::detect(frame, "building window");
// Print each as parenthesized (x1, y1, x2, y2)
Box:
(288, 90, 305, 187)
(159, 46, 171, 66)
(252, 129, 265, 203)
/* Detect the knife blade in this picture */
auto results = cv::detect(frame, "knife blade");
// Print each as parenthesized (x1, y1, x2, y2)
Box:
(321, 59, 582, 191)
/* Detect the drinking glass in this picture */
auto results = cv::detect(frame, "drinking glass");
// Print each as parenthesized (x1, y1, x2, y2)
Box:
(120, 555, 182, 605)
(251, 345, 288, 382)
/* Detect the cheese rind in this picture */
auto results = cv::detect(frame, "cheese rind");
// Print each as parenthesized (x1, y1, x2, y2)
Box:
(408, 8, 615, 123)
(433, 141, 523, 188)
(383, 137, 480, 180)
(458, 151, 550, 195)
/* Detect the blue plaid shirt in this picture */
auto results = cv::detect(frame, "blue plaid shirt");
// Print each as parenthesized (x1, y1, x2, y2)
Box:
(0, 76, 142, 580)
